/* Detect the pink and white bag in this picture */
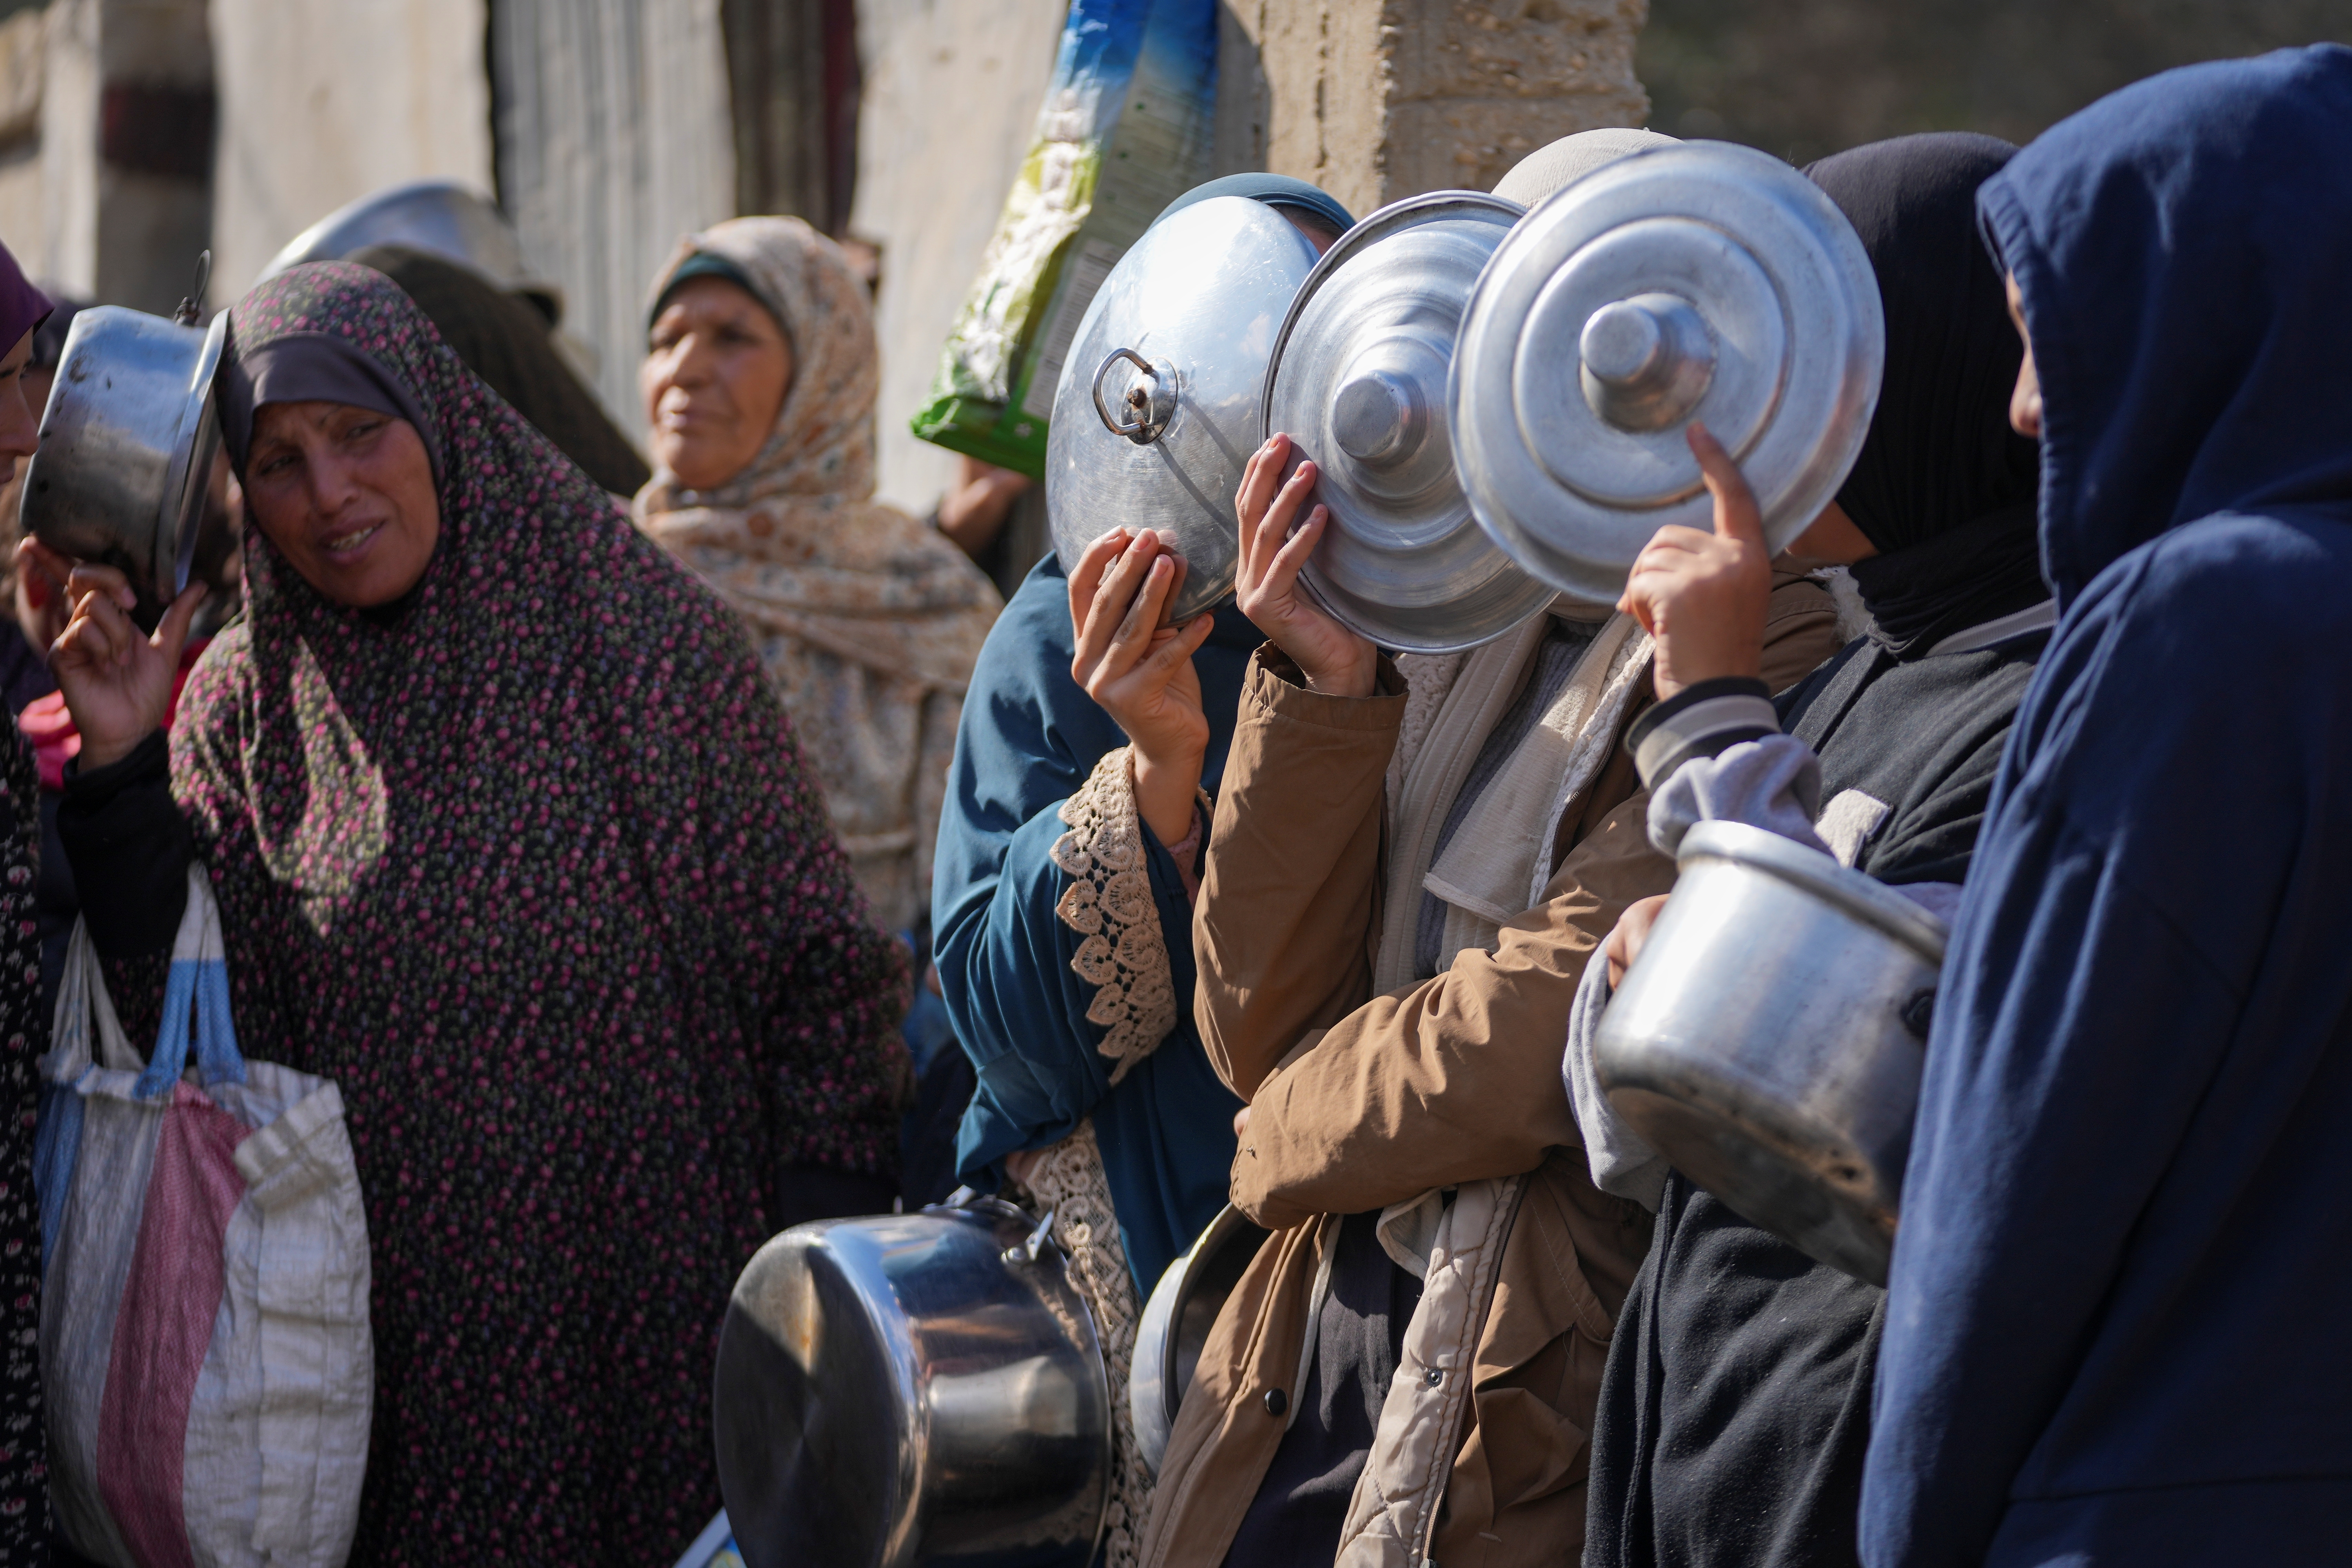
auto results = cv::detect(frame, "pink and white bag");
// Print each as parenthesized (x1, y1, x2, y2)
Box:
(35, 866, 372, 1568)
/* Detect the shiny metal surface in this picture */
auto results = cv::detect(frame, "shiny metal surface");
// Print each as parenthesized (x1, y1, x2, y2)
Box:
(1593, 822, 1947, 1285)
(20, 306, 227, 620)
(1129, 1205, 1271, 1477)
(1263, 192, 1557, 653)
(1454, 141, 1884, 606)
(258, 179, 564, 321)
(1047, 197, 1321, 621)
(715, 1199, 1111, 1568)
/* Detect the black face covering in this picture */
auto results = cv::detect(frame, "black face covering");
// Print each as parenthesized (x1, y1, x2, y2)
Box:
(1805, 134, 2045, 656)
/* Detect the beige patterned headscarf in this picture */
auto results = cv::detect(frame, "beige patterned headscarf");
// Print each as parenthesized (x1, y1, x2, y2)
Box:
(635, 217, 1001, 929)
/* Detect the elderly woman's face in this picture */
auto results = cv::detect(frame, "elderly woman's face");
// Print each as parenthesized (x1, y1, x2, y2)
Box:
(642, 276, 795, 492)
(243, 401, 441, 607)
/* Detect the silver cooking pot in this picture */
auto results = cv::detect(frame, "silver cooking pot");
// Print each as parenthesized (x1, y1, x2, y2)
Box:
(1047, 196, 1323, 621)
(260, 179, 564, 323)
(1129, 1205, 1270, 1476)
(713, 1198, 1111, 1568)
(1593, 820, 1948, 1285)
(20, 305, 228, 623)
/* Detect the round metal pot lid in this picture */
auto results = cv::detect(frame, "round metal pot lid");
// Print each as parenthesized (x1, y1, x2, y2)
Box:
(1047, 196, 1322, 622)
(1453, 141, 1884, 606)
(1261, 192, 1557, 655)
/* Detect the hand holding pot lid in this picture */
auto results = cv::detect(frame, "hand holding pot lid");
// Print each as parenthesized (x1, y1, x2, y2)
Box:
(1047, 196, 1325, 622)
(1454, 140, 1885, 606)
(1261, 192, 1558, 654)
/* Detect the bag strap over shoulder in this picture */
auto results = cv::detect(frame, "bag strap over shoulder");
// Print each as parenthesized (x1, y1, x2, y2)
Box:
(136, 864, 246, 1099)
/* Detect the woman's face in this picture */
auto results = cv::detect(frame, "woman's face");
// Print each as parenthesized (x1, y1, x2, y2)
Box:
(2005, 273, 2043, 438)
(243, 400, 441, 607)
(641, 276, 795, 492)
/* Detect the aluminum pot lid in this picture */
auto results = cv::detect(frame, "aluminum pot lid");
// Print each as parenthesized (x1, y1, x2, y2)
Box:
(1047, 196, 1321, 622)
(1262, 192, 1557, 654)
(1453, 140, 1884, 605)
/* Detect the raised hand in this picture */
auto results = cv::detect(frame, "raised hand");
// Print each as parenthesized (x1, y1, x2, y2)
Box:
(1618, 422, 1772, 701)
(17, 537, 207, 770)
(1234, 433, 1377, 699)
(1068, 527, 1215, 845)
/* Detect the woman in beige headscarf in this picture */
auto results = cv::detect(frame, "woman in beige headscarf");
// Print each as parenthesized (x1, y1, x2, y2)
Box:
(636, 218, 1000, 933)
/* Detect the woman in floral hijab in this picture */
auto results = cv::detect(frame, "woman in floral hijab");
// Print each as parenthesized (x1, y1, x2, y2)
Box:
(46, 262, 908, 1564)
(635, 218, 999, 936)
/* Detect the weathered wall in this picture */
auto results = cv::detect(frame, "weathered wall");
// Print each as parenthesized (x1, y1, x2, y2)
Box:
(1228, 0, 1650, 216)
(211, 0, 493, 303)
(849, 0, 1069, 514)
(1640, 0, 2350, 165)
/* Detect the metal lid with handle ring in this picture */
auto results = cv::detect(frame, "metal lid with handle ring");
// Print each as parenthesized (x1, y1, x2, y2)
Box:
(1452, 141, 1884, 605)
(1261, 192, 1558, 653)
(1047, 196, 1323, 622)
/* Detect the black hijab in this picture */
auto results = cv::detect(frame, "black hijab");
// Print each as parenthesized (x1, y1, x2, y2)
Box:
(1805, 134, 2044, 657)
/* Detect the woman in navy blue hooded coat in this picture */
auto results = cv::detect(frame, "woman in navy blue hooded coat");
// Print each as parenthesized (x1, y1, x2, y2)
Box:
(1862, 44, 2352, 1568)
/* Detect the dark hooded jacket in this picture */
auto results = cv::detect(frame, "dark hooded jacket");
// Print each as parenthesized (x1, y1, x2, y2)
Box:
(1862, 45, 2352, 1568)
(1589, 133, 2043, 1568)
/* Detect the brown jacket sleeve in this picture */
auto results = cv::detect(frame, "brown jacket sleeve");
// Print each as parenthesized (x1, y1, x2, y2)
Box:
(1229, 574, 1847, 1231)
(1231, 794, 1671, 1229)
(1192, 646, 1408, 1102)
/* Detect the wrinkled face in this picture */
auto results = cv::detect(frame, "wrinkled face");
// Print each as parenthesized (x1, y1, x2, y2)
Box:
(641, 276, 795, 492)
(243, 400, 442, 607)
(2005, 273, 2042, 438)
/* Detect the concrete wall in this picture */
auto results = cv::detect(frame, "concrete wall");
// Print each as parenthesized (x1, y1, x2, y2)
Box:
(1639, 0, 2350, 165)
(1228, 0, 1650, 217)
(849, 0, 1070, 514)
(210, 0, 494, 304)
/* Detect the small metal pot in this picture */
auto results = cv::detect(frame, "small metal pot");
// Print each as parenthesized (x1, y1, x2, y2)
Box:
(1129, 1205, 1270, 1476)
(1593, 820, 1948, 1285)
(713, 1198, 1111, 1568)
(20, 305, 228, 622)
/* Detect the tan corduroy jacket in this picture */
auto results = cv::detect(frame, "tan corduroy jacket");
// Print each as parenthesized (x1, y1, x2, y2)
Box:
(1141, 582, 1842, 1568)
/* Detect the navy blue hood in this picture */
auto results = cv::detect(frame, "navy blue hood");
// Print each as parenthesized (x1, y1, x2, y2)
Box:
(1977, 43, 2352, 608)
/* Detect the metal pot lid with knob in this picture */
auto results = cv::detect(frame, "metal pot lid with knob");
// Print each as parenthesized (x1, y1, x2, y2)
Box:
(21, 302, 229, 626)
(1262, 192, 1558, 653)
(1593, 821, 1947, 1285)
(1047, 196, 1323, 622)
(714, 1197, 1111, 1568)
(1452, 141, 1885, 606)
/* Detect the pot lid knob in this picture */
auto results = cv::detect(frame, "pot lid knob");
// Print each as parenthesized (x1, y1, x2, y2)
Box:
(1330, 337, 1443, 468)
(1579, 292, 1714, 431)
(1452, 141, 1884, 606)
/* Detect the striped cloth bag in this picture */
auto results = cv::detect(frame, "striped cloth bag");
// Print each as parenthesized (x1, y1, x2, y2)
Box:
(34, 865, 372, 1568)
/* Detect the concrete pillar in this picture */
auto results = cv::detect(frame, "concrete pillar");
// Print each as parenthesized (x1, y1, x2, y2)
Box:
(1228, 0, 1651, 216)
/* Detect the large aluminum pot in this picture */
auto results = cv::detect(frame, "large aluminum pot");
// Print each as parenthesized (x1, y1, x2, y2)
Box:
(713, 1198, 1111, 1568)
(1263, 192, 1557, 653)
(259, 179, 563, 323)
(20, 305, 228, 622)
(1453, 141, 1883, 607)
(1129, 1205, 1270, 1476)
(1047, 196, 1323, 621)
(1593, 821, 1947, 1285)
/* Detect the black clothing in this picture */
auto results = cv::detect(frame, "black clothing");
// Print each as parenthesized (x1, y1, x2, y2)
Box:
(347, 245, 652, 496)
(1225, 1212, 1424, 1566)
(0, 633, 51, 715)
(1780, 630, 2048, 886)
(0, 723, 48, 1564)
(54, 732, 193, 958)
(1588, 624, 2046, 1568)
(1803, 136, 2043, 655)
